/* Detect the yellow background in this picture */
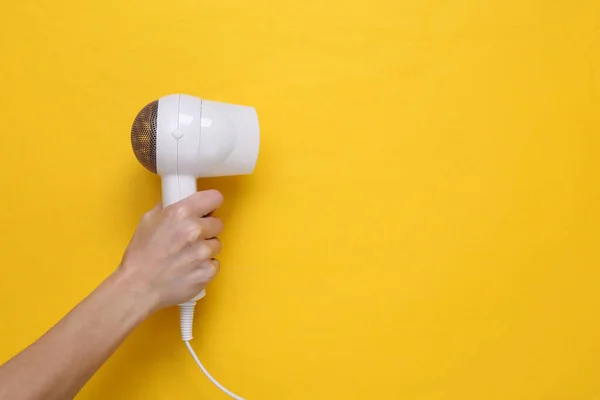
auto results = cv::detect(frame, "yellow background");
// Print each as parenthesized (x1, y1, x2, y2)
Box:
(1, 0, 600, 399)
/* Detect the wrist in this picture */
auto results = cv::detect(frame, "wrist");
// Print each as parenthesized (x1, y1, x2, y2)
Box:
(106, 267, 161, 320)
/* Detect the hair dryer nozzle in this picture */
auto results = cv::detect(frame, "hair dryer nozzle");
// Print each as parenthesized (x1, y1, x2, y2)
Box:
(197, 99, 260, 177)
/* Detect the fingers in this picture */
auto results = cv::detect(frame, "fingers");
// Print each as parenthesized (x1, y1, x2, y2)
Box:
(201, 238, 222, 259)
(178, 217, 222, 243)
(210, 258, 220, 272)
(192, 259, 221, 284)
(197, 217, 223, 239)
(181, 238, 222, 265)
(167, 190, 223, 219)
(198, 259, 220, 274)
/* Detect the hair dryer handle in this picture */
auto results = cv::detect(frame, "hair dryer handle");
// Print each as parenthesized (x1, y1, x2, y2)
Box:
(161, 174, 206, 303)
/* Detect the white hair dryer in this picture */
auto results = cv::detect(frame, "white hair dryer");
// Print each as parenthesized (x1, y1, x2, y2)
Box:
(131, 93, 259, 303)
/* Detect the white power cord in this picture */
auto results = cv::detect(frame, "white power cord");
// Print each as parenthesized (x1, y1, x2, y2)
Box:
(184, 341, 246, 400)
(180, 302, 246, 400)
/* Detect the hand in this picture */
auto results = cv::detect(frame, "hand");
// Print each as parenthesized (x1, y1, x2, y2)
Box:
(116, 189, 224, 311)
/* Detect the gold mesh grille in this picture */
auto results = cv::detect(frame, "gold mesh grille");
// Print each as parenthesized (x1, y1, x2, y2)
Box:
(131, 100, 158, 173)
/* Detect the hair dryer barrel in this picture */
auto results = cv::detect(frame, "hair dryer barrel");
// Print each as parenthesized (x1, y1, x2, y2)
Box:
(196, 99, 260, 177)
(131, 94, 260, 181)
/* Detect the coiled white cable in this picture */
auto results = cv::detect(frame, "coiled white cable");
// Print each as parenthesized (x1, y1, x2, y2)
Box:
(180, 302, 246, 400)
(179, 302, 196, 341)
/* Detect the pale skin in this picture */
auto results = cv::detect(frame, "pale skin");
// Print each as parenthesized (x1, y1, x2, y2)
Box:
(0, 189, 226, 400)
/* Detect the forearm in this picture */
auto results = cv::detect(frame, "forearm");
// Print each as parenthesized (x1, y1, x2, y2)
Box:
(0, 190, 223, 400)
(0, 270, 156, 400)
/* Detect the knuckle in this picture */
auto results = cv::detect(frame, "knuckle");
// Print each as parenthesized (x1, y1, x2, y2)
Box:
(211, 259, 221, 274)
(200, 218, 222, 238)
(141, 211, 153, 222)
(195, 243, 212, 260)
(208, 260, 221, 277)
(182, 222, 201, 242)
(167, 203, 188, 219)
(142, 203, 161, 221)
(196, 261, 219, 284)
